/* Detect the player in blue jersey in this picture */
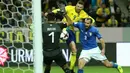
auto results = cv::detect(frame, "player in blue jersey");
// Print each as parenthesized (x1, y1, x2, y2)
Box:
(52, 1, 94, 73)
(65, 16, 123, 73)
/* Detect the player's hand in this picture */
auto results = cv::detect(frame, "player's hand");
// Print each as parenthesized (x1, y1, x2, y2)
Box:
(57, 10, 66, 16)
(44, 12, 48, 17)
(57, 9, 66, 19)
(101, 49, 105, 56)
(58, 4, 66, 16)
(60, 7, 66, 15)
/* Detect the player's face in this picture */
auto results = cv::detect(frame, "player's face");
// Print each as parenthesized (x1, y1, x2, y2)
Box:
(75, 3, 84, 13)
(84, 19, 91, 28)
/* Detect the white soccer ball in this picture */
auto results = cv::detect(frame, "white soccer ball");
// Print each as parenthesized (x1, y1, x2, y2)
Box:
(60, 30, 69, 40)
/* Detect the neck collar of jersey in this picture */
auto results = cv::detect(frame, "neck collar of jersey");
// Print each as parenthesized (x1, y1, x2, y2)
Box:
(86, 26, 92, 31)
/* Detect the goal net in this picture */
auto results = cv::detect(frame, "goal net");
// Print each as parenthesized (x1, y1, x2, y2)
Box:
(0, 0, 43, 73)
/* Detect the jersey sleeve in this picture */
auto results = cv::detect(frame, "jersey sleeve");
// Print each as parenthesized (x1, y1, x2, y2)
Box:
(58, 23, 67, 29)
(52, 9, 60, 13)
(95, 28, 102, 39)
(80, 10, 89, 18)
(73, 22, 83, 28)
(80, 10, 95, 24)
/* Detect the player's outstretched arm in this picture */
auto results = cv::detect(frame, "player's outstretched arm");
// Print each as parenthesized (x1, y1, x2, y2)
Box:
(99, 38, 106, 55)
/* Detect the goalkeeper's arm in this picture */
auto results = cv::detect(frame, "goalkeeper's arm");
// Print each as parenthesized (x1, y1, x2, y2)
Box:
(52, 9, 61, 13)
(43, 9, 60, 17)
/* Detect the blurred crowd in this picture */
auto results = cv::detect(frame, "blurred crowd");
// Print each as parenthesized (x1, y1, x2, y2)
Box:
(42, 0, 130, 27)
(0, 0, 130, 28)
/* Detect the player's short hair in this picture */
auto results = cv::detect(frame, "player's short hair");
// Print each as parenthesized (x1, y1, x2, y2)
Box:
(46, 12, 56, 21)
(83, 18, 93, 23)
(55, 12, 63, 20)
(77, 0, 84, 5)
(46, 12, 64, 21)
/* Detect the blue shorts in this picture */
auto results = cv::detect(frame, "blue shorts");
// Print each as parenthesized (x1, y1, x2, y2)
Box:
(66, 29, 76, 45)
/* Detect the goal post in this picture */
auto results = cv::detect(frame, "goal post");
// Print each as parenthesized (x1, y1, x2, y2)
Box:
(0, 0, 43, 72)
(32, 0, 43, 73)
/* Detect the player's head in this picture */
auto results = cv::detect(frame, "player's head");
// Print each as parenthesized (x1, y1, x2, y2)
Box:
(46, 12, 56, 21)
(55, 12, 64, 21)
(75, 0, 84, 13)
(83, 18, 93, 28)
(101, 3, 106, 8)
(46, 12, 64, 22)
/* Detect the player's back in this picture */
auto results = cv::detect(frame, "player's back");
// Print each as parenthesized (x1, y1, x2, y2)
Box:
(42, 22, 67, 51)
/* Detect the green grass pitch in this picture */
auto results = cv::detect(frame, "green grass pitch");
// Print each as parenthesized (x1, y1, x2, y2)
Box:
(0, 66, 130, 73)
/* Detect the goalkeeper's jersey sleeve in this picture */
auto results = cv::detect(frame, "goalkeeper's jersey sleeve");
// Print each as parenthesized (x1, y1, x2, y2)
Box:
(42, 23, 67, 51)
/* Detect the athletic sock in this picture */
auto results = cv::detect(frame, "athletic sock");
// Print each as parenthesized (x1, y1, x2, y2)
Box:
(78, 69, 83, 73)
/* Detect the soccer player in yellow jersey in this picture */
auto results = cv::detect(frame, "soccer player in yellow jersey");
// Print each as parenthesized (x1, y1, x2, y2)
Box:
(53, 0, 94, 73)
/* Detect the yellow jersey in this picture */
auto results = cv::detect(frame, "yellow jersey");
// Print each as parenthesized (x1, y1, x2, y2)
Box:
(107, 19, 118, 27)
(96, 7, 110, 22)
(53, 6, 94, 30)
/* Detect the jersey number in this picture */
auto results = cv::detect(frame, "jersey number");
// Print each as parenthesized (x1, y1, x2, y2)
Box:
(84, 35, 87, 40)
(48, 32, 54, 43)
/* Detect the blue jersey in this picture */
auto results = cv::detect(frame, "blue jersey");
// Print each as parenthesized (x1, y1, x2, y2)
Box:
(73, 22, 102, 50)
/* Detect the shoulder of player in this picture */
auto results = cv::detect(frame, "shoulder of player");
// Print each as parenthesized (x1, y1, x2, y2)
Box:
(79, 10, 89, 18)
(43, 22, 61, 25)
(80, 10, 87, 14)
(74, 21, 83, 25)
(43, 23, 49, 25)
(56, 22, 67, 25)
(91, 26, 98, 31)
(97, 7, 102, 10)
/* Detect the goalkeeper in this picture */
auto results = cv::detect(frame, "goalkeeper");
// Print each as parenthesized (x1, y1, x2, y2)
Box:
(42, 12, 72, 73)
(52, 0, 95, 73)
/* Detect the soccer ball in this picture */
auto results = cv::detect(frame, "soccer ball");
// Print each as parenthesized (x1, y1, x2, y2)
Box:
(60, 30, 69, 40)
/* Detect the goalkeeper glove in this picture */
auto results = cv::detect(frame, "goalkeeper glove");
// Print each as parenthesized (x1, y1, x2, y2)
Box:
(57, 4, 66, 16)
